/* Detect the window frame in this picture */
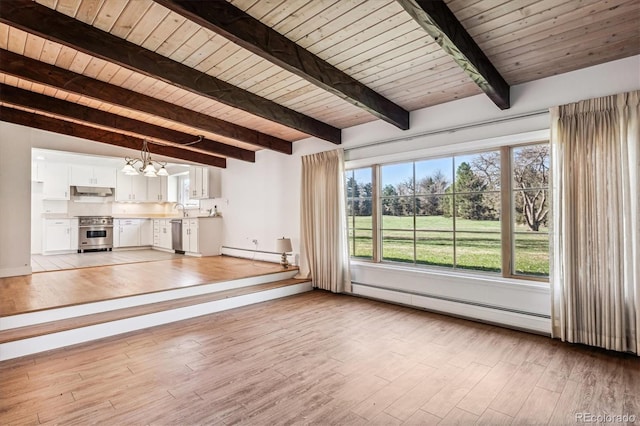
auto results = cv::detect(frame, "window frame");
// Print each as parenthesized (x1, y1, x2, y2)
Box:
(346, 142, 550, 283)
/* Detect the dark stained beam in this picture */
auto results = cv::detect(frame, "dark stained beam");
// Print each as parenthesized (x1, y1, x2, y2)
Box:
(0, 0, 341, 144)
(0, 83, 255, 163)
(396, 0, 510, 109)
(155, 0, 410, 131)
(0, 106, 227, 168)
(0, 49, 291, 154)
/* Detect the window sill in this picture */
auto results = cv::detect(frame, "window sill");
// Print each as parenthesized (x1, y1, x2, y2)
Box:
(350, 259, 549, 292)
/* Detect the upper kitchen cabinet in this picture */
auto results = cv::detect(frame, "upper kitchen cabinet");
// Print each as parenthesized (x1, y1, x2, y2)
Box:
(115, 172, 147, 202)
(146, 176, 168, 202)
(70, 165, 117, 188)
(189, 166, 221, 199)
(41, 162, 70, 200)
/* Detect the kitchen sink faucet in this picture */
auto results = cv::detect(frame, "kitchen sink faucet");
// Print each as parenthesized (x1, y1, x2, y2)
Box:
(174, 203, 187, 217)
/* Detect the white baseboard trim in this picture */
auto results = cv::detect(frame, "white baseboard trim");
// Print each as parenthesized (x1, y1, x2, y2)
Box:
(221, 246, 291, 265)
(0, 265, 31, 278)
(352, 283, 551, 335)
(2, 270, 298, 330)
(0, 282, 312, 361)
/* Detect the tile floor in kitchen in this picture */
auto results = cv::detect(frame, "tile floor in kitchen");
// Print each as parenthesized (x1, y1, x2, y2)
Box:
(31, 249, 182, 272)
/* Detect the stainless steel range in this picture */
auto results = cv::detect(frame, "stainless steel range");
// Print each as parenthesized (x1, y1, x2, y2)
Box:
(78, 216, 113, 253)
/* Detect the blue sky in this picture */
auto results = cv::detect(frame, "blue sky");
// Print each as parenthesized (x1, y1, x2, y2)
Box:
(351, 151, 501, 187)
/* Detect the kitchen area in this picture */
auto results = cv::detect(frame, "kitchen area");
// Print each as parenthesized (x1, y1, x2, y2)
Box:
(31, 148, 224, 272)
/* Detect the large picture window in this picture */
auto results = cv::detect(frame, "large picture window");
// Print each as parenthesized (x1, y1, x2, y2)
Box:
(380, 151, 501, 272)
(346, 142, 550, 280)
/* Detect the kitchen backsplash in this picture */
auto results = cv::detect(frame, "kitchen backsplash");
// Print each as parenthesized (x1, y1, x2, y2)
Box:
(41, 199, 227, 217)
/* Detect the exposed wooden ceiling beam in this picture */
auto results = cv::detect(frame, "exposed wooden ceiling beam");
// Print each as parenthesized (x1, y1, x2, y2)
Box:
(0, 0, 341, 144)
(0, 106, 227, 168)
(0, 83, 255, 163)
(155, 0, 410, 131)
(0, 49, 292, 155)
(396, 0, 510, 109)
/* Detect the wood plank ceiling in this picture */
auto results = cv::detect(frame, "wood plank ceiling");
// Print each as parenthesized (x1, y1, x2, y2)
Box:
(0, 0, 638, 168)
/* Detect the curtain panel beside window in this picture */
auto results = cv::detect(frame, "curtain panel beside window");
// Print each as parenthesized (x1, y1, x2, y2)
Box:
(550, 90, 639, 354)
(298, 149, 351, 293)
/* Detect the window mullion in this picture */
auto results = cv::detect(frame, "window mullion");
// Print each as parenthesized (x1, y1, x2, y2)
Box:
(373, 165, 381, 263)
(500, 146, 513, 277)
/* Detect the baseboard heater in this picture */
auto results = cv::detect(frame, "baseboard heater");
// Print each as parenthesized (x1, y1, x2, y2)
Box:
(351, 282, 551, 335)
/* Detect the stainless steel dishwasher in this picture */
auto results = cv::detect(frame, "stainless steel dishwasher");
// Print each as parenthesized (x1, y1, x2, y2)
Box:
(170, 219, 183, 253)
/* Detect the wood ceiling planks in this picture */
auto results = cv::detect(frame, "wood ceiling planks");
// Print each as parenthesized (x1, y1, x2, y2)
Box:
(0, 0, 635, 163)
(448, 0, 640, 85)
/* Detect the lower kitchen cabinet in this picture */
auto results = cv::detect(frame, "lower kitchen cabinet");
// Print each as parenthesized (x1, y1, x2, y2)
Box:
(153, 219, 172, 250)
(182, 217, 222, 256)
(140, 219, 153, 246)
(43, 218, 78, 254)
(114, 219, 151, 248)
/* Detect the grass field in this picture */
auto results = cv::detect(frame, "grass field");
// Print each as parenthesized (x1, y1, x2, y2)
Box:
(348, 215, 549, 276)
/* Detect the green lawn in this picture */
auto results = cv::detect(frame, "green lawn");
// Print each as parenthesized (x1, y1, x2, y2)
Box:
(348, 215, 549, 276)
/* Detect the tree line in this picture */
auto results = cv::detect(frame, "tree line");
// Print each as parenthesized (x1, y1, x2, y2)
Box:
(347, 145, 549, 232)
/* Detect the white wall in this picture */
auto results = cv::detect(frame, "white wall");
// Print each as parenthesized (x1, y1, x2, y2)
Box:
(0, 122, 32, 277)
(220, 55, 640, 332)
(221, 138, 336, 261)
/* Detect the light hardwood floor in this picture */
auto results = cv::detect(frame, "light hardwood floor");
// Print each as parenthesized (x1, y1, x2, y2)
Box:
(1, 291, 637, 425)
(1, 256, 292, 316)
(31, 249, 183, 272)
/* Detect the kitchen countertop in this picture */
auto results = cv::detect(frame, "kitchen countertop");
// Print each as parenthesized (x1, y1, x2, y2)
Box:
(41, 214, 222, 219)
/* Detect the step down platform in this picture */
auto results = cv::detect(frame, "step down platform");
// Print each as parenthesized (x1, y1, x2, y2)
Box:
(0, 271, 312, 361)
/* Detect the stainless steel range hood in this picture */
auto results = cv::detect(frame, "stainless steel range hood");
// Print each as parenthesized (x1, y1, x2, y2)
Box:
(72, 186, 113, 197)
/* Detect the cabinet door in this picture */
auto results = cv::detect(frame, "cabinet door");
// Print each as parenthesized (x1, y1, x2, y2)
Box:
(115, 173, 132, 201)
(93, 166, 116, 187)
(119, 220, 140, 247)
(160, 221, 172, 249)
(187, 219, 199, 253)
(188, 166, 209, 199)
(146, 176, 168, 202)
(44, 220, 71, 252)
(189, 167, 199, 198)
(116, 173, 147, 201)
(140, 219, 153, 246)
(182, 219, 190, 251)
(43, 163, 70, 200)
(131, 175, 148, 202)
(70, 165, 94, 186)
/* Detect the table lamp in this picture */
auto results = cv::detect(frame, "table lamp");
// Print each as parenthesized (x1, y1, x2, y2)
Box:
(275, 237, 293, 268)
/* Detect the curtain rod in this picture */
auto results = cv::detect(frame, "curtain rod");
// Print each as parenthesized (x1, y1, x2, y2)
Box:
(344, 109, 549, 152)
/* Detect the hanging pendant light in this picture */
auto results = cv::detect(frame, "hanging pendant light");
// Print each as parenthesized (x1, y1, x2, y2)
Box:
(121, 139, 167, 178)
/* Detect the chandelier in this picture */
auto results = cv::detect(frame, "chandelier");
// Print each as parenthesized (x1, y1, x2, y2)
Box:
(121, 139, 168, 177)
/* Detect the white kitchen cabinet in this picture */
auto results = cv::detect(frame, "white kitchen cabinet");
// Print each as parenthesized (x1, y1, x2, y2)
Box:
(42, 163, 70, 200)
(182, 217, 222, 256)
(70, 165, 116, 187)
(115, 172, 147, 202)
(114, 219, 141, 247)
(188, 166, 206, 199)
(43, 218, 78, 254)
(182, 219, 199, 254)
(140, 219, 153, 246)
(146, 176, 168, 202)
(188, 166, 222, 199)
(153, 219, 172, 250)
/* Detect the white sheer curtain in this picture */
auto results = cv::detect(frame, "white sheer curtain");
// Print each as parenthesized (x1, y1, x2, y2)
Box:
(297, 149, 351, 293)
(550, 90, 639, 354)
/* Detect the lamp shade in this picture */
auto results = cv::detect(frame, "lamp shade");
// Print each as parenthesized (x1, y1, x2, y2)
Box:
(275, 237, 292, 253)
